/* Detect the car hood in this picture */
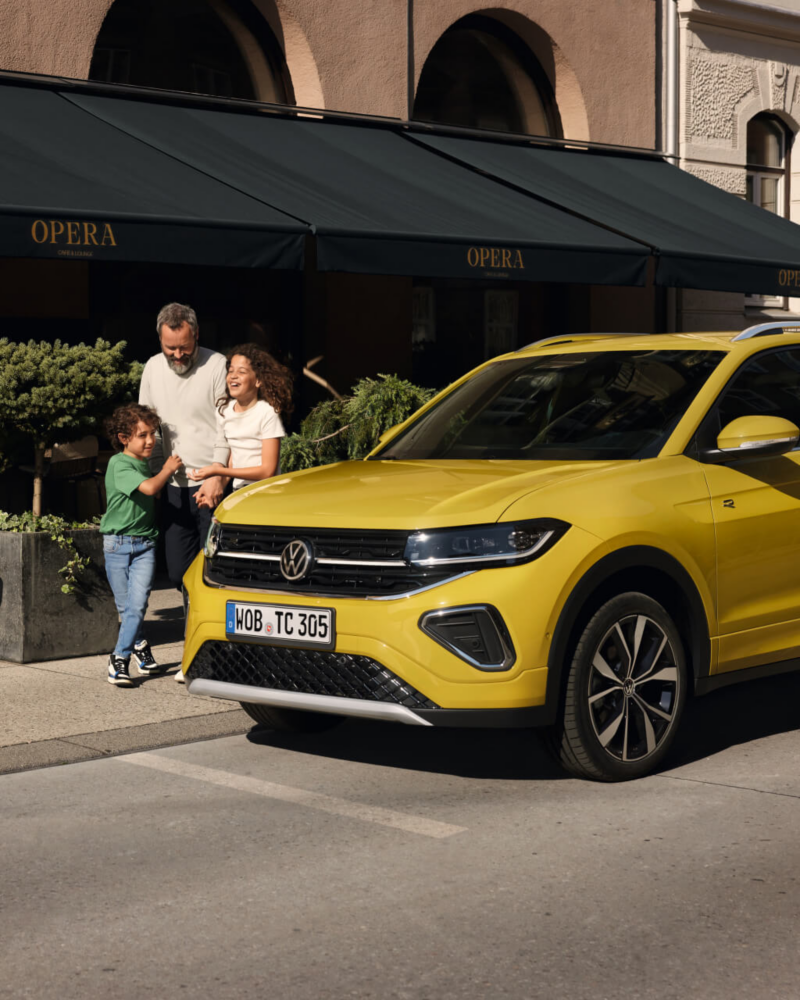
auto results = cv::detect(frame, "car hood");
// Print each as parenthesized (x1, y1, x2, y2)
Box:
(218, 458, 623, 530)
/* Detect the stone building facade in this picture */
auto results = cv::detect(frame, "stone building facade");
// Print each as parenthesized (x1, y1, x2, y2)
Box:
(677, 0, 800, 328)
(0, 1, 656, 145)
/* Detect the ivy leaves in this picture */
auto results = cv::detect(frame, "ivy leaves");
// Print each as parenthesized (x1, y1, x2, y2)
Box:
(0, 512, 100, 594)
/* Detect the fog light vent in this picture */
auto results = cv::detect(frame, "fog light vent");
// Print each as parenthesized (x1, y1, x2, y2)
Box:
(419, 605, 515, 672)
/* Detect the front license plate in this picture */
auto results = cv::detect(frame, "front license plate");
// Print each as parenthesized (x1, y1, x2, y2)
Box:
(226, 601, 335, 650)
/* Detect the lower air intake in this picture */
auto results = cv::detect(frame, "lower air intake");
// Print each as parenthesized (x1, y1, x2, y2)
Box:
(187, 640, 439, 710)
(419, 605, 515, 671)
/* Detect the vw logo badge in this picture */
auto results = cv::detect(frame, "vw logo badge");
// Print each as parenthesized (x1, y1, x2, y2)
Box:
(279, 539, 313, 582)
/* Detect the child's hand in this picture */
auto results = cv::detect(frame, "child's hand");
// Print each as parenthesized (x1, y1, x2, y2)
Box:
(187, 464, 219, 481)
(164, 454, 183, 475)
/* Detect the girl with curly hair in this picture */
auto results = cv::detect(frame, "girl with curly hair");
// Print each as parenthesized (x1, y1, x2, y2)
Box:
(188, 344, 293, 490)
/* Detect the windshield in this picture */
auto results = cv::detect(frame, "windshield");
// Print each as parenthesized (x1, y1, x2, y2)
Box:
(375, 349, 725, 462)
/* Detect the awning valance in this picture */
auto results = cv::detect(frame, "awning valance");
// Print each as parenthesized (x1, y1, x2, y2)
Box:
(412, 133, 800, 297)
(0, 83, 305, 269)
(61, 90, 649, 286)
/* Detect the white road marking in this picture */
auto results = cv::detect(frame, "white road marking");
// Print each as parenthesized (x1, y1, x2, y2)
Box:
(116, 752, 467, 839)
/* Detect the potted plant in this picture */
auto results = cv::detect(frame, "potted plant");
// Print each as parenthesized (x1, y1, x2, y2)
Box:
(0, 338, 141, 662)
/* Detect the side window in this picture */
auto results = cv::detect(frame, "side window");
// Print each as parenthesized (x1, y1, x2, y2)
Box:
(698, 349, 800, 449)
(719, 350, 800, 426)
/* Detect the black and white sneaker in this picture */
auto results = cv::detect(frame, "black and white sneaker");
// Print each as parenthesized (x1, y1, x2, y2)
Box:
(107, 655, 133, 687)
(133, 640, 160, 676)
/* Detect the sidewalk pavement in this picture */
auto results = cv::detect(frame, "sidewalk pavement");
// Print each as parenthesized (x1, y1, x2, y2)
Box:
(0, 580, 250, 775)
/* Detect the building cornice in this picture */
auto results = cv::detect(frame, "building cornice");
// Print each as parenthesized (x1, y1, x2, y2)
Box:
(679, 0, 800, 43)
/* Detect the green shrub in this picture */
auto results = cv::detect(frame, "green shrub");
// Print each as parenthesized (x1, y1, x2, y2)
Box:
(345, 375, 435, 460)
(280, 433, 320, 473)
(297, 398, 349, 467)
(282, 374, 436, 473)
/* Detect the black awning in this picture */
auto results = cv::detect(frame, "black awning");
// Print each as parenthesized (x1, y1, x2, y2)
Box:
(413, 133, 800, 297)
(0, 83, 305, 268)
(62, 91, 650, 286)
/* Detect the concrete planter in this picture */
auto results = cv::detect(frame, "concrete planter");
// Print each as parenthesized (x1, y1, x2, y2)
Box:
(0, 528, 118, 662)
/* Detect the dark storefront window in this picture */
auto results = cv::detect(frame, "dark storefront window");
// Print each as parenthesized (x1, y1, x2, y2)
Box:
(410, 278, 591, 389)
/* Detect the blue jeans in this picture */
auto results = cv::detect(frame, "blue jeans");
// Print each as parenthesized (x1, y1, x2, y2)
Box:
(163, 485, 213, 591)
(103, 535, 157, 659)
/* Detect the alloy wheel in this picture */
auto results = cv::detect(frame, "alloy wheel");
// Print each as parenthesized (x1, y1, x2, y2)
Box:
(587, 614, 681, 763)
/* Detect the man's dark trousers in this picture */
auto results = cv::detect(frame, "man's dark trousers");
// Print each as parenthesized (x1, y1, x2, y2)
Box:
(163, 484, 213, 590)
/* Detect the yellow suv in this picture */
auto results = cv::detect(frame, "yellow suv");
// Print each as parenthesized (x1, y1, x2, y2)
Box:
(182, 324, 800, 781)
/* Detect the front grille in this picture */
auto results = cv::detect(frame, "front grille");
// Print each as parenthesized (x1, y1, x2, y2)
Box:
(221, 525, 409, 560)
(205, 524, 457, 597)
(187, 640, 439, 710)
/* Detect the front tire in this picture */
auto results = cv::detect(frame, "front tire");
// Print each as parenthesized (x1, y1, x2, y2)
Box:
(552, 592, 687, 781)
(239, 702, 344, 733)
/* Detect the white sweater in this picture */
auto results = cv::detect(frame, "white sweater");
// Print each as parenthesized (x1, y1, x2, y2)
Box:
(139, 347, 229, 488)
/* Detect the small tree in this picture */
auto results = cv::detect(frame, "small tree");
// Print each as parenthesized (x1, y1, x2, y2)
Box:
(0, 338, 142, 515)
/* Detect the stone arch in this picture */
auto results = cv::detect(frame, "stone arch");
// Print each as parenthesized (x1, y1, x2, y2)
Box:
(49, 0, 120, 80)
(729, 61, 800, 161)
(770, 107, 800, 137)
(481, 8, 589, 139)
(250, 0, 324, 108)
(414, 6, 589, 140)
(206, 0, 287, 103)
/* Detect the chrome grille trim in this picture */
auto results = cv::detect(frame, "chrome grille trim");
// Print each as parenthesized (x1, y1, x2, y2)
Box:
(318, 557, 406, 567)
(207, 524, 461, 597)
(202, 564, 473, 600)
(218, 551, 280, 562)
(216, 551, 406, 568)
(367, 571, 476, 600)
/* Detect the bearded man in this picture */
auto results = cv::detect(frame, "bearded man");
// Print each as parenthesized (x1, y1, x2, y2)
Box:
(139, 303, 227, 626)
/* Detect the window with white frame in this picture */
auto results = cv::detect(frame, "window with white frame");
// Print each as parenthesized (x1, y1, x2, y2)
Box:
(746, 114, 789, 307)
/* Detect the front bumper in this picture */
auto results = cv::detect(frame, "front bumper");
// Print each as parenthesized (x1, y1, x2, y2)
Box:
(184, 637, 551, 727)
(186, 677, 549, 727)
(180, 526, 599, 727)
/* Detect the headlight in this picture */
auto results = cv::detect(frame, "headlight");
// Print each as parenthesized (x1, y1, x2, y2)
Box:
(405, 519, 568, 567)
(204, 517, 222, 559)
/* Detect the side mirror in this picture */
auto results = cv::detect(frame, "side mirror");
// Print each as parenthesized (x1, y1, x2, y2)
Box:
(699, 415, 800, 464)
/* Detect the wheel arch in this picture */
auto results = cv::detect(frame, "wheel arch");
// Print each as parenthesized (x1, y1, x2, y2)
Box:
(543, 546, 711, 723)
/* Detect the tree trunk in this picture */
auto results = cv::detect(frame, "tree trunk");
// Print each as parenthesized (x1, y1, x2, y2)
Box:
(32, 443, 46, 516)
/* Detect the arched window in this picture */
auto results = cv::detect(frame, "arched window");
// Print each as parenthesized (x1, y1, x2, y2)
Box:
(746, 114, 788, 215)
(413, 16, 559, 137)
(90, 0, 291, 104)
(746, 114, 791, 307)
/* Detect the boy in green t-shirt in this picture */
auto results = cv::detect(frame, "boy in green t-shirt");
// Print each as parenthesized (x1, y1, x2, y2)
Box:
(100, 404, 182, 686)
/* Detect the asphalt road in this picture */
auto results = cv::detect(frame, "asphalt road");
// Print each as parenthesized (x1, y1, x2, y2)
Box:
(3, 673, 800, 1000)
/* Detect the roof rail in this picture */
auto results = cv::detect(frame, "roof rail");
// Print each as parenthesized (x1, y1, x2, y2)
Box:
(516, 332, 643, 352)
(732, 322, 800, 341)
